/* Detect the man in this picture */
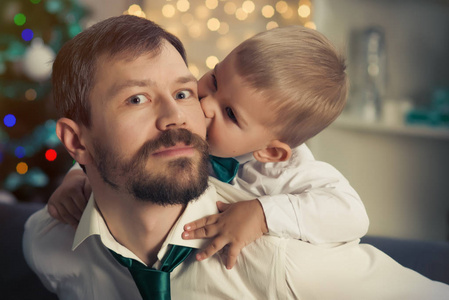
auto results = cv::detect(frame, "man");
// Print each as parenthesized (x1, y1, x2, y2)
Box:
(23, 15, 449, 299)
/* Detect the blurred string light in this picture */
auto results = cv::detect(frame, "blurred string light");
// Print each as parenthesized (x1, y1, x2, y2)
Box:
(140, 0, 314, 76)
(45, 149, 57, 161)
(0, 119, 60, 158)
(5, 167, 49, 190)
(16, 162, 28, 175)
(14, 13, 27, 26)
(21, 29, 34, 41)
(3, 114, 17, 127)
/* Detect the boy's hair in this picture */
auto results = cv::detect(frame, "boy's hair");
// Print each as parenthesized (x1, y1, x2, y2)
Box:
(235, 26, 348, 147)
(52, 15, 187, 128)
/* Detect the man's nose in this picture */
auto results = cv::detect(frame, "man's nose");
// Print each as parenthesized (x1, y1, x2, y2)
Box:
(156, 98, 187, 130)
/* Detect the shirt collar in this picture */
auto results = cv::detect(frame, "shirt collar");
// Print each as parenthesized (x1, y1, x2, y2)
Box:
(72, 180, 219, 265)
(234, 152, 255, 164)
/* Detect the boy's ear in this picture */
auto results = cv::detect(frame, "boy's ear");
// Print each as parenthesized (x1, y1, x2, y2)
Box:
(253, 140, 292, 163)
(56, 118, 92, 165)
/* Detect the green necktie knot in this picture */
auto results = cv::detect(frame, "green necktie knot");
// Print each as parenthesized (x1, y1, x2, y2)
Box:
(109, 245, 193, 300)
(209, 155, 239, 183)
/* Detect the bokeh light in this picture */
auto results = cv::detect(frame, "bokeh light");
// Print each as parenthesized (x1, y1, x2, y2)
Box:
(162, 4, 176, 18)
(261, 5, 275, 18)
(207, 18, 220, 31)
(206, 56, 219, 69)
(16, 162, 29, 175)
(205, 0, 219, 10)
(25, 89, 37, 101)
(266, 21, 279, 30)
(224, 2, 237, 15)
(14, 13, 27, 26)
(21, 29, 34, 41)
(276, 1, 289, 14)
(188, 64, 200, 78)
(298, 4, 311, 18)
(242, 1, 255, 14)
(304, 21, 316, 29)
(4, 114, 16, 127)
(45, 149, 57, 161)
(15, 146, 26, 159)
(235, 8, 248, 20)
(177, 0, 190, 12)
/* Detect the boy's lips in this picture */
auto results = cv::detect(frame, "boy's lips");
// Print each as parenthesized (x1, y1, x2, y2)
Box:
(152, 143, 195, 158)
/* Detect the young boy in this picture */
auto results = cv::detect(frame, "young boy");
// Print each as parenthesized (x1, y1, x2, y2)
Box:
(48, 25, 368, 269)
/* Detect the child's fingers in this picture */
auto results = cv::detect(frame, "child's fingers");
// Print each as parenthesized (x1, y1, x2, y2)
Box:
(47, 203, 61, 220)
(183, 213, 219, 231)
(62, 197, 84, 221)
(225, 243, 244, 269)
(82, 179, 92, 200)
(53, 204, 79, 228)
(216, 201, 231, 212)
(182, 223, 220, 239)
(73, 194, 89, 212)
(196, 236, 229, 261)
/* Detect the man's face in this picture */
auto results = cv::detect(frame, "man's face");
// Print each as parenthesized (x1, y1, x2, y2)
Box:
(85, 41, 209, 205)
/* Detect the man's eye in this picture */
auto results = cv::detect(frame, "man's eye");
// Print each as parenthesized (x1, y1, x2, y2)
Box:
(211, 74, 217, 90)
(226, 107, 237, 123)
(128, 94, 149, 105)
(175, 90, 192, 100)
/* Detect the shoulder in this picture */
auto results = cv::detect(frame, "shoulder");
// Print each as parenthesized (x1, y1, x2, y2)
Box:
(23, 207, 79, 283)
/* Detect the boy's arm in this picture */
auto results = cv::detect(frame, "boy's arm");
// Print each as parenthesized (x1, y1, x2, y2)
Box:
(47, 163, 91, 228)
(238, 144, 369, 244)
(258, 180, 369, 244)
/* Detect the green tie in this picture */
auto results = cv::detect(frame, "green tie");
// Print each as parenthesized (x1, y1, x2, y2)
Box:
(209, 155, 239, 183)
(109, 245, 194, 300)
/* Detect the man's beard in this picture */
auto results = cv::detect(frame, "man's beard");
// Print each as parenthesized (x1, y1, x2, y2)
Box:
(93, 128, 210, 206)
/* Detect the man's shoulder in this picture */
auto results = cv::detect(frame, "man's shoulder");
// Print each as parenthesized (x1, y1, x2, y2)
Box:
(24, 206, 75, 246)
(23, 206, 79, 275)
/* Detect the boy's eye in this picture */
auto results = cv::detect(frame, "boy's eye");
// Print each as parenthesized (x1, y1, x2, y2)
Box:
(128, 94, 149, 105)
(211, 74, 218, 90)
(226, 107, 237, 123)
(175, 90, 192, 100)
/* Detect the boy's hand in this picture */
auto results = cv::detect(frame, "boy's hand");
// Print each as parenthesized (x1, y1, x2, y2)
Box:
(182, 199, 268, 270)
(47, 169, 91, 228)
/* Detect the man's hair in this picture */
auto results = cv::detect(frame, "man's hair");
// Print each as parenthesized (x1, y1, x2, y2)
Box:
(52, 15, 187, 127)
(235, 26, 348, 147)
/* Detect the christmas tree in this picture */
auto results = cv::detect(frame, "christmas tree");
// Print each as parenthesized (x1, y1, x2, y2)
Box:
(0, 0, 88, 202)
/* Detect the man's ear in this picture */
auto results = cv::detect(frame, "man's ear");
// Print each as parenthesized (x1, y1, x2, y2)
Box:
(56, 118, 92, 165)
(253, 140, 292, 163)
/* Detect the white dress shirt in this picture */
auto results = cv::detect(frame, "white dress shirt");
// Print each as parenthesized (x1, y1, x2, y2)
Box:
(23, 177, 449, 299)
(230, 144, 369, 243)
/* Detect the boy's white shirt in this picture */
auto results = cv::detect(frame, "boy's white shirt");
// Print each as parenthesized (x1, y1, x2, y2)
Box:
(228, 144, 369, 244)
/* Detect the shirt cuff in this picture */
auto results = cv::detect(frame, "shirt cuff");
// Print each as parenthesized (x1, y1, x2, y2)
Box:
(258, 194, 302, 240)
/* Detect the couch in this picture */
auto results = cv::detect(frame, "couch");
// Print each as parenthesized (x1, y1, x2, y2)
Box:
(1, 201, 448, 299)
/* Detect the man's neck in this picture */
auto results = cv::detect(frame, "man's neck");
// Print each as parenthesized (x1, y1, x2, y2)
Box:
(93, 183, 185, 266)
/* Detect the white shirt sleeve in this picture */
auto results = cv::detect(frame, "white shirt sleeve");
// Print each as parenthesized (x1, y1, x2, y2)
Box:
(234, 144, 369, 244)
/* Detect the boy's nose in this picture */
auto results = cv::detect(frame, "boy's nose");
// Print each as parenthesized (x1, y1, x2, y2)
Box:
(200, 96, 215, 120)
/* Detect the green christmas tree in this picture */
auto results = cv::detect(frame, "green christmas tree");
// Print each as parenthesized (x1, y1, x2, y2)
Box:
(0, 0, 88, 202)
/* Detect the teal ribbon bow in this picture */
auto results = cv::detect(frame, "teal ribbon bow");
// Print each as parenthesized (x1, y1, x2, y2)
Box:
(109, 245, 193, 300)
(209, 155, 240, 183)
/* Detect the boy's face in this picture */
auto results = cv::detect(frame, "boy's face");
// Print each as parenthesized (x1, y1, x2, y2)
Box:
(198, 50, 277, 158)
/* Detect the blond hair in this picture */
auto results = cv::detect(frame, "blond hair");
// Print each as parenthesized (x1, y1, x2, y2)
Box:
(234, 26, 348, 147)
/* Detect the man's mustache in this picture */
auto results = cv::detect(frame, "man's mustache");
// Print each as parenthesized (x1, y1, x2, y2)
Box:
(125, 129, 209, 171)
